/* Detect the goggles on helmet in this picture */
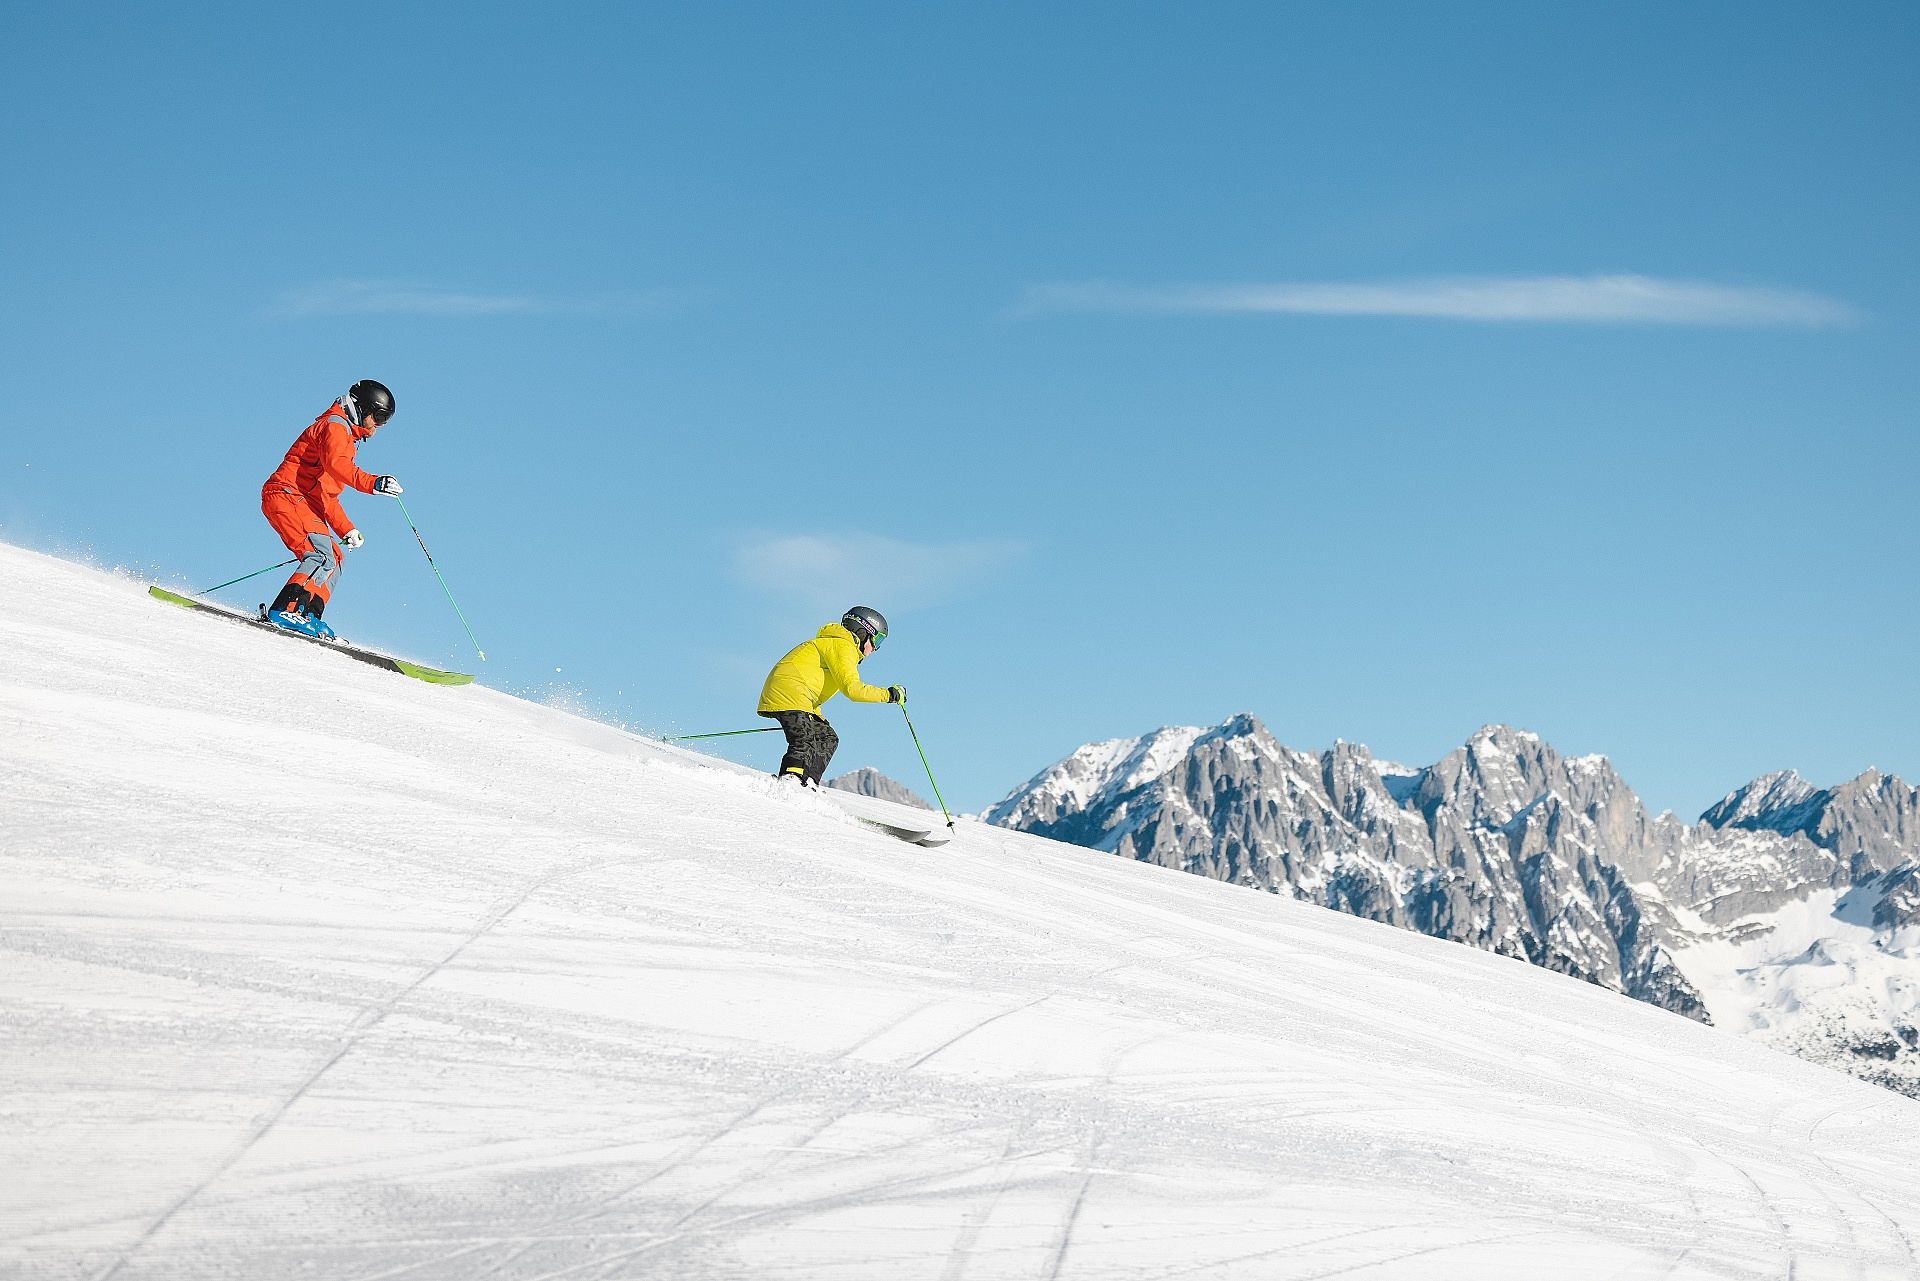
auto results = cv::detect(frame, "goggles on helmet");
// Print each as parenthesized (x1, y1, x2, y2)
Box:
(349, 380, 395, 427)
(843, 606, 887, 653)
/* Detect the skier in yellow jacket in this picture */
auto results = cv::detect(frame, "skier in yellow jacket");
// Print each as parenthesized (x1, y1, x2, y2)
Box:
(757, 606, 904, 787)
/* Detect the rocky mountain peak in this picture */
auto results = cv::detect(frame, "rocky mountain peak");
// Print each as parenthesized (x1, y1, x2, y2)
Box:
(1211, 711, 1266, 739)
(1698, 767, 1919, 878)
(825, 767, 930, 810)
(1326, 737, 1377, 770)
(1416, 724, 1564, 826)
(983, 722, 1207, 834)
(1813, 770, 1920, 875)
(1701, 769, 1820, 832)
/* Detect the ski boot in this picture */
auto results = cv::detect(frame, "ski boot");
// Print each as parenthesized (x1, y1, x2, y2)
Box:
(267, 606, 325, 638)
(265, 584, 328, 638)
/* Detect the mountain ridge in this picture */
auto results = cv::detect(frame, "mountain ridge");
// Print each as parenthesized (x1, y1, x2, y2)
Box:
(989, 713, 1920, 1096)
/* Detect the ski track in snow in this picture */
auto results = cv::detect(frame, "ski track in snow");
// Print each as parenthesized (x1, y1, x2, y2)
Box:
(4, 539, 1920, 1280)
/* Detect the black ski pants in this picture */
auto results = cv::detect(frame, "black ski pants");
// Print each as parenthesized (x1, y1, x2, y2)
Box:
(764, 710, 838, 784)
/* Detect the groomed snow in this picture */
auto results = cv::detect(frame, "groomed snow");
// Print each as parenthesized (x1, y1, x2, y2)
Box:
(4, 540, 1920, 1280)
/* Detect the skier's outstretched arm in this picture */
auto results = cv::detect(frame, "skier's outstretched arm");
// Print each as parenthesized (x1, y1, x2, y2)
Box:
(824, 640, 892, 704)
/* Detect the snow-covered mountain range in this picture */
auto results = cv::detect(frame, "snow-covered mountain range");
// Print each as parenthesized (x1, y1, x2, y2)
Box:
(988, 716, 1920, 1097)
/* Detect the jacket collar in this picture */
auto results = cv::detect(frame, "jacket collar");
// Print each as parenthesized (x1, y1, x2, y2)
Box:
(334, 399, 372, 442)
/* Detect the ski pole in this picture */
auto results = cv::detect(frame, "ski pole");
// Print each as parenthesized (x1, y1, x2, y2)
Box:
(899, 703, 955, 832)
(668, 727, 782, 742)
(198, 558, 297, 597)
(394, 495, 486, 662)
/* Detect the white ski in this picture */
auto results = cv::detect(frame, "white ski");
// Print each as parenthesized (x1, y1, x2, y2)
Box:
(825, 790, 953, 847)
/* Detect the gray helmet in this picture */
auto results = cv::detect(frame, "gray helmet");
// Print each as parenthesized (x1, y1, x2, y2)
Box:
(842, 606, 887, 650)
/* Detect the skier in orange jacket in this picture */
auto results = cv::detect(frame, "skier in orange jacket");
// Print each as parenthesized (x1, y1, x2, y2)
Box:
(261, 380, 403, 639)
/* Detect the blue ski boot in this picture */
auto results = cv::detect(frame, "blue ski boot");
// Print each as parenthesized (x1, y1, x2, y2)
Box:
(268, 606, 325, 638)
(265, 583, 327, 638)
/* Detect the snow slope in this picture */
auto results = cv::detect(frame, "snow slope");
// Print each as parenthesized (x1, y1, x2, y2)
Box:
(4, 540, 1920, 1280)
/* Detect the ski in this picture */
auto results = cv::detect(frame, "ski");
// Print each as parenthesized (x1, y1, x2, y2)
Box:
(828, 792, 953, 847)
(849, 814, 944, 846)
(147, 586, 474, 686)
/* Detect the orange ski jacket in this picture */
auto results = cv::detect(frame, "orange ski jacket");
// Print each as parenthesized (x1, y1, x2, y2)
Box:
(262, 400, 381, 537)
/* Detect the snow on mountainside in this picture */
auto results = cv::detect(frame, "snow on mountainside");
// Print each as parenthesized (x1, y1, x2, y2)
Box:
(1674, 876, 1920, 1098)
(7, 539, 1920, 1279)
(990, 714, 1920, 1099)
(987, 724, 1207, 835)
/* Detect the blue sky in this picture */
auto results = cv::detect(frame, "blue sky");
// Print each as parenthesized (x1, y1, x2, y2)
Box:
(3, 2, 1914, 816)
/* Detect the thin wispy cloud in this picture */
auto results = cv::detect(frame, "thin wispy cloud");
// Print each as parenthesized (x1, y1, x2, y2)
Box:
(733, 533, 1028, 615)
(270, 279, 671, 319)
(1018, 274, 1858, 328)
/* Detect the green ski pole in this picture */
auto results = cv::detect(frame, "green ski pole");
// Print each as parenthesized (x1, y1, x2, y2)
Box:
(899, 703, 955, 832)
(668, 727, 782, 742)
(394, 495, 486, 661)
(198, 558, 298, 597)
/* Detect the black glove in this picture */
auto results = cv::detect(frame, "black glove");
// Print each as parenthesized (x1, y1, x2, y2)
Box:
(887, 685, 906, 704)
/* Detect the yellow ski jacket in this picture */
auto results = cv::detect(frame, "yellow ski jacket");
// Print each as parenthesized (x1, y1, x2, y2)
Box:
(757, 623, 891, 716)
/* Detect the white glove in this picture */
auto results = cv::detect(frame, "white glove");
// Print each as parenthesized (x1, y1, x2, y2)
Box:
(374, 476, 404, 496)
(341, 529, 365, 550)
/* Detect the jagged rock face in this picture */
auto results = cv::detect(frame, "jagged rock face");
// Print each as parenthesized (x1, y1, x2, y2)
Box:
(1700, 767, 1920, 882)
(1812, 772, 1920, 878)
(992, 719, 1723, 1021)
(1875, 867, 1920, 931)
(1679, 766, 1920, 925)
(1701, 769, 1824, 832)
(987, 724, 1205, 838)
(825, 767, 930, 811)
(1655, 822, 1839, 931)
(990, 718, 1920, 1052)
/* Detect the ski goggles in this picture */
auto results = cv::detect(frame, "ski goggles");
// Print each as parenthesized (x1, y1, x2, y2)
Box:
(863, 628, 886, 653)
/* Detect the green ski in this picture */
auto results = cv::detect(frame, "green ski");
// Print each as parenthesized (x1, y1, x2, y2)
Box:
(148, 586, 474, 687)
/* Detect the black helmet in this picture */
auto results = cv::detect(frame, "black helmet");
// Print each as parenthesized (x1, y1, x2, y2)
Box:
(347, 379, 395, 426)
(842, 606, 888, 650)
